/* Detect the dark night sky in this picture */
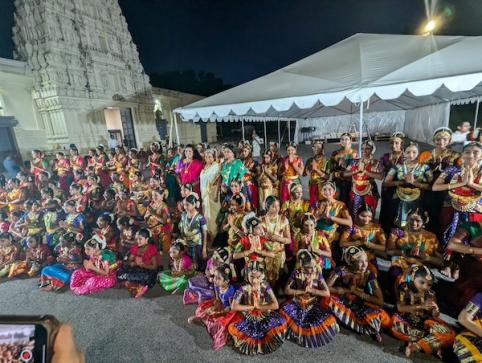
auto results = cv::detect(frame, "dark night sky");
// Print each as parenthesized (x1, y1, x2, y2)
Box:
(1, 0, 481, 86)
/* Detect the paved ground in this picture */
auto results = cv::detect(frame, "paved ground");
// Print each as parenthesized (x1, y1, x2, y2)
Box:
(1, 141, 445, 363)
(0, 278, 440, 363)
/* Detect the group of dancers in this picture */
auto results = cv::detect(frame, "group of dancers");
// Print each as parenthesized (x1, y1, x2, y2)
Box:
(0, 127, 481, 361)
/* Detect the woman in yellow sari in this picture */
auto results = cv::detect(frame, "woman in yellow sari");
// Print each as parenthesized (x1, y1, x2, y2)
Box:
(200, 148, 221, 241)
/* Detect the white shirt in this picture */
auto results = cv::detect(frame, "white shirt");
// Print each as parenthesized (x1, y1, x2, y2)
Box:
(108, 138, 118, 149)
(451, 131, 470, 143)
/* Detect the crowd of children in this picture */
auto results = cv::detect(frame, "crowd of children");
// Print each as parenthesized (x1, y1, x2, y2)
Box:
(0, 129, 481, 360)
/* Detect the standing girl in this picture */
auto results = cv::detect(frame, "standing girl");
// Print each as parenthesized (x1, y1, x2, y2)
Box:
(280, 143, 304, 203)
(383, 142, 433, 228)
(179, 194, 208, 270)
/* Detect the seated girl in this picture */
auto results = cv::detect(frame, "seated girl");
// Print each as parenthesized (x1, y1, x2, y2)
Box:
(281, 249, 339, 348)
(8, 236, 52, 278)
(228, 260, 287, 355)
(188, 264, 239, 350)
(390, 264, 455, 358)
(116, 228, 161, 299)
(183, 247, 235, 305)
(294, 213, 332, 271)
(92, 214, 117, 252)
(454, 293, 482, 363)
(339, 204, 386, 274)
(70, 237, 117, 296)
(386, 209, 443, 291)
(325, 246, 390, 342)
(117, 218, 138, 260)
(0, 232, 18, 278)
(159, 240, 194, 293)
(39, 232, 82, 291)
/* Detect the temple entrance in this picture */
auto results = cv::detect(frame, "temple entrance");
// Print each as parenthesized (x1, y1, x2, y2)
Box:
(0, 117, 20, 173)
(104, 107, 137, 149)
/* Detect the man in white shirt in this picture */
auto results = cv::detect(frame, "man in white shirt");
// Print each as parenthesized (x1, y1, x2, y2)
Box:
(108, 134, 118, 150)
(451, 121, 471, 152)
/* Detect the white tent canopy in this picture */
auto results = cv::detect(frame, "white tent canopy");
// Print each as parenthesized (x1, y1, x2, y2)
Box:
(175, 33, 482, 124)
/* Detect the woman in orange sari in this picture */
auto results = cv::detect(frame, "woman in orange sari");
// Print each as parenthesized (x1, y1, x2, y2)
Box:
(280, 143, 304, 203)
(114, 146, 129, 189)
(147, 142, 164, 177)
(144, 188, 172, 253)
(344, 140, 382, 217)
(53, 152, 73, 192)
(69, 146, 85, 174)
(94, 145, 111, 189)
(30, 150, 49, 186)
(305, 139, 331, 208)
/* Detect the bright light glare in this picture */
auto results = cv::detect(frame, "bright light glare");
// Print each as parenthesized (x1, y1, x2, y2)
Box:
(424, 19, 437, 33)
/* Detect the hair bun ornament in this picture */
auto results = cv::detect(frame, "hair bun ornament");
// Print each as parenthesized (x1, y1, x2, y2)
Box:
(342, 246, 366, 266)
(433, 127, 453, 138)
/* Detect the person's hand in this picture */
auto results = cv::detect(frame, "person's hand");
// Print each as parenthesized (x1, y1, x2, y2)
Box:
(227, 214, 235, 226)
(83, 260, 93, 270)
(202, 248, 207, 260)
(404, 174, 414, 184)
(52, 324, 85, 363)
(467, 168, 475, 186)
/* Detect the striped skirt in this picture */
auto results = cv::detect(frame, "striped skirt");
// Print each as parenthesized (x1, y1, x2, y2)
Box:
(280, 298, 339, 348)
(454, 331, 482, 363)
(326, 295, 390, 336)
(228, 309, 287, 355)
(390, 314, 455, 354)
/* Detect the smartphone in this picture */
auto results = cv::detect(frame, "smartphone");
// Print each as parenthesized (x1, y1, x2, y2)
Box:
(0, 315, 59, 363)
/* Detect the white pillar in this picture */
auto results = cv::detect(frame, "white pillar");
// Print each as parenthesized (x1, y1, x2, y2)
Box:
(277, 119, 281, 146)
(263, 119, 267, 151)
(474, 99, 480, 131)
(358, 100, 364, 157)
(173, 112, 180, 145)
(168, 112, 174, 147)
(241, 118, 245, 141)
(288, 120, 291, 142)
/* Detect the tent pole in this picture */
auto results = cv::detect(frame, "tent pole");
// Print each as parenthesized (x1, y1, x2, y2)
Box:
(168, 112, 174, 147)
(474, 99, 480, 131)
(242, 119, 245, 141)
(277, 119, 281, 146)
(263, 119, 267, 152)
(358, 100, 364, 157)
(173, 112, 180, 145)
(288, 120, 291, 142)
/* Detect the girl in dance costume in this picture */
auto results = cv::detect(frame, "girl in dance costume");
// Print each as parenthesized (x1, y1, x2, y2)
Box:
(70, 237, 117, 296)
(326, 246, 390, 342)
(188, 264, 239, 350)
(389, 264, 455, 358)
(228, 260, 287, 355)
(454, 293, 482, 363)
(159, 240, 194, 293)
(281, 249, 339, 348)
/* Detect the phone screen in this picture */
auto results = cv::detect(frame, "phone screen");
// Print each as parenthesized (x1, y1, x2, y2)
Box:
(0, 323, 47, 363)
